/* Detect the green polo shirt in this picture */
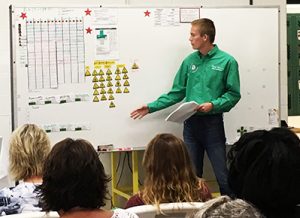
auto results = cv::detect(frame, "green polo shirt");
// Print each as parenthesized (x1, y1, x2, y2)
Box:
(147, 45, 241, 115)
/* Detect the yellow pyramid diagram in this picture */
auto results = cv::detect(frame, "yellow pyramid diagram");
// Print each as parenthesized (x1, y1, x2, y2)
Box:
(115, 81, 121, 87)
(109, 94, 114, 100)
(122, 67, 128, 74)
(99, 75, 105, 82)
(92, 69, 98, 76)
(109, 101, 115, 108)
(115, 68, 121, 74)
(99, 69, 105, 75)
(92, 76, 99, 82)
(107, 88, 114, 94)
(93, 96, 99, 102)
(106, 69, 112, 75)
(123, 74, 129, 80)
(106, 75, 112, 81)
(100, 82, 105, 88)
(115, 75, 121, 81)
(107, 81, 113, 87)
(100, 88, 106, 94)
(116, 87, 122, 93)
(131, 62, 139, 69)
(85, 70, 91, 76)
(93, 89, 99, 96)
(123, 80, 130, 86)
(123, 87, 130, 93)
(101, 94, 107, 101)
(93, 83, 100, 89)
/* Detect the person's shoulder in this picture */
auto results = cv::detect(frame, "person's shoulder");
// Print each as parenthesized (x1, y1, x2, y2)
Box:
(0, 187, 22, 215)
(125, 193, 144, 209)
(181, 51, 199, 66)
(197, 178, 213, 201)
(0, 186, 13, 195)
(215, 46, 237, 62)
(11, 182, 38, 197)
(112, 208, 139, 218)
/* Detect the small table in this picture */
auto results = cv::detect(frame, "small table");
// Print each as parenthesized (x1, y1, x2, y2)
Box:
(99, 147, 145, 207)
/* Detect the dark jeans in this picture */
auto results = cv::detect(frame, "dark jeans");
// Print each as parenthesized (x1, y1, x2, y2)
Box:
(183, 113, 232, 196)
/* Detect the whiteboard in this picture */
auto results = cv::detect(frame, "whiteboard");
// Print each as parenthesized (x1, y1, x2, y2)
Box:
(10, 6, 280, 147)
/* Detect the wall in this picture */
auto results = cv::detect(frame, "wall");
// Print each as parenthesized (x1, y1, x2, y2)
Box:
(0, 0, 287, 196)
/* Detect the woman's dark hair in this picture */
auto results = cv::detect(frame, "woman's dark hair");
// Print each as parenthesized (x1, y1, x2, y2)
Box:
(228, 127, 300, 218)
(38, 138, 110, 212)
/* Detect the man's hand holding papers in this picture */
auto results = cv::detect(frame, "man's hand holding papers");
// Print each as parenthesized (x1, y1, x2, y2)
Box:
(165, 101, 199, 123)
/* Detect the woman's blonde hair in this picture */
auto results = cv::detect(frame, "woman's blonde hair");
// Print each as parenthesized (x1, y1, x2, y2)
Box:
(9, 124, 51, 181)
(141, 133, 203, 207)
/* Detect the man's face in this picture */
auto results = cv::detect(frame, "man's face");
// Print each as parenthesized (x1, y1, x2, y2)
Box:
(189, 25, 207, 50)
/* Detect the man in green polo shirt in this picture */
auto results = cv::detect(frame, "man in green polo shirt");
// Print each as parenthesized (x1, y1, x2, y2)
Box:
(130, 18, 240, 196)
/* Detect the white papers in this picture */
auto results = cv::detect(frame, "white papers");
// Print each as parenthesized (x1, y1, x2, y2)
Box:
(165, 101, 199, 123)
(179, 8, 200, 23)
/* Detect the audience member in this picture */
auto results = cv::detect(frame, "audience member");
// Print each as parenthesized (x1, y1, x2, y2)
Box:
(227, 127, 300, 218)
(125, 133, 212, 210)
(0, 124, 51, 215)
(187, 195, 264, 218)
(37, 138, 138, 218)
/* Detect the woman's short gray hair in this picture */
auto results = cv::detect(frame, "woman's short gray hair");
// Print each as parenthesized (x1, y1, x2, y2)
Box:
(188, 196, 265, 218)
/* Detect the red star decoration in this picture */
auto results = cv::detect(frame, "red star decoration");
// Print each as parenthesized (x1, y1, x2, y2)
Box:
(144, 10, 151, 17)
(85, 8, 92, 16)
(20, 12, 27, 19)
(86, 27, 92, 34)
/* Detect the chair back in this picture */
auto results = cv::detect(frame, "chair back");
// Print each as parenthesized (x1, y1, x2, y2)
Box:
(126, 202, 204, 218)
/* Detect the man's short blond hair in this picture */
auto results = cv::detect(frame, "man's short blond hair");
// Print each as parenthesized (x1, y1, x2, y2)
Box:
(191, 18, 216, 43)
(9, 124, 51, 181)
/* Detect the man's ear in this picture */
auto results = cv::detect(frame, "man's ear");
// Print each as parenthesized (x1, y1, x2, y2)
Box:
(203, 34, 209, 42)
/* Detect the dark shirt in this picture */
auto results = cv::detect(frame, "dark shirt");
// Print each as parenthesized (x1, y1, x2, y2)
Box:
(124, 194, 145, 209)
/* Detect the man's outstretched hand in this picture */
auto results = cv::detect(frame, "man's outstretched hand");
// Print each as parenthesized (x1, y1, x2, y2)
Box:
(130, 105, 149, 119)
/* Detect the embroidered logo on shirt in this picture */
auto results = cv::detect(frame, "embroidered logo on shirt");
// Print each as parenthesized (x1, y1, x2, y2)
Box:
(190, 64, 198, 73)
(211, 65, 224, 71)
